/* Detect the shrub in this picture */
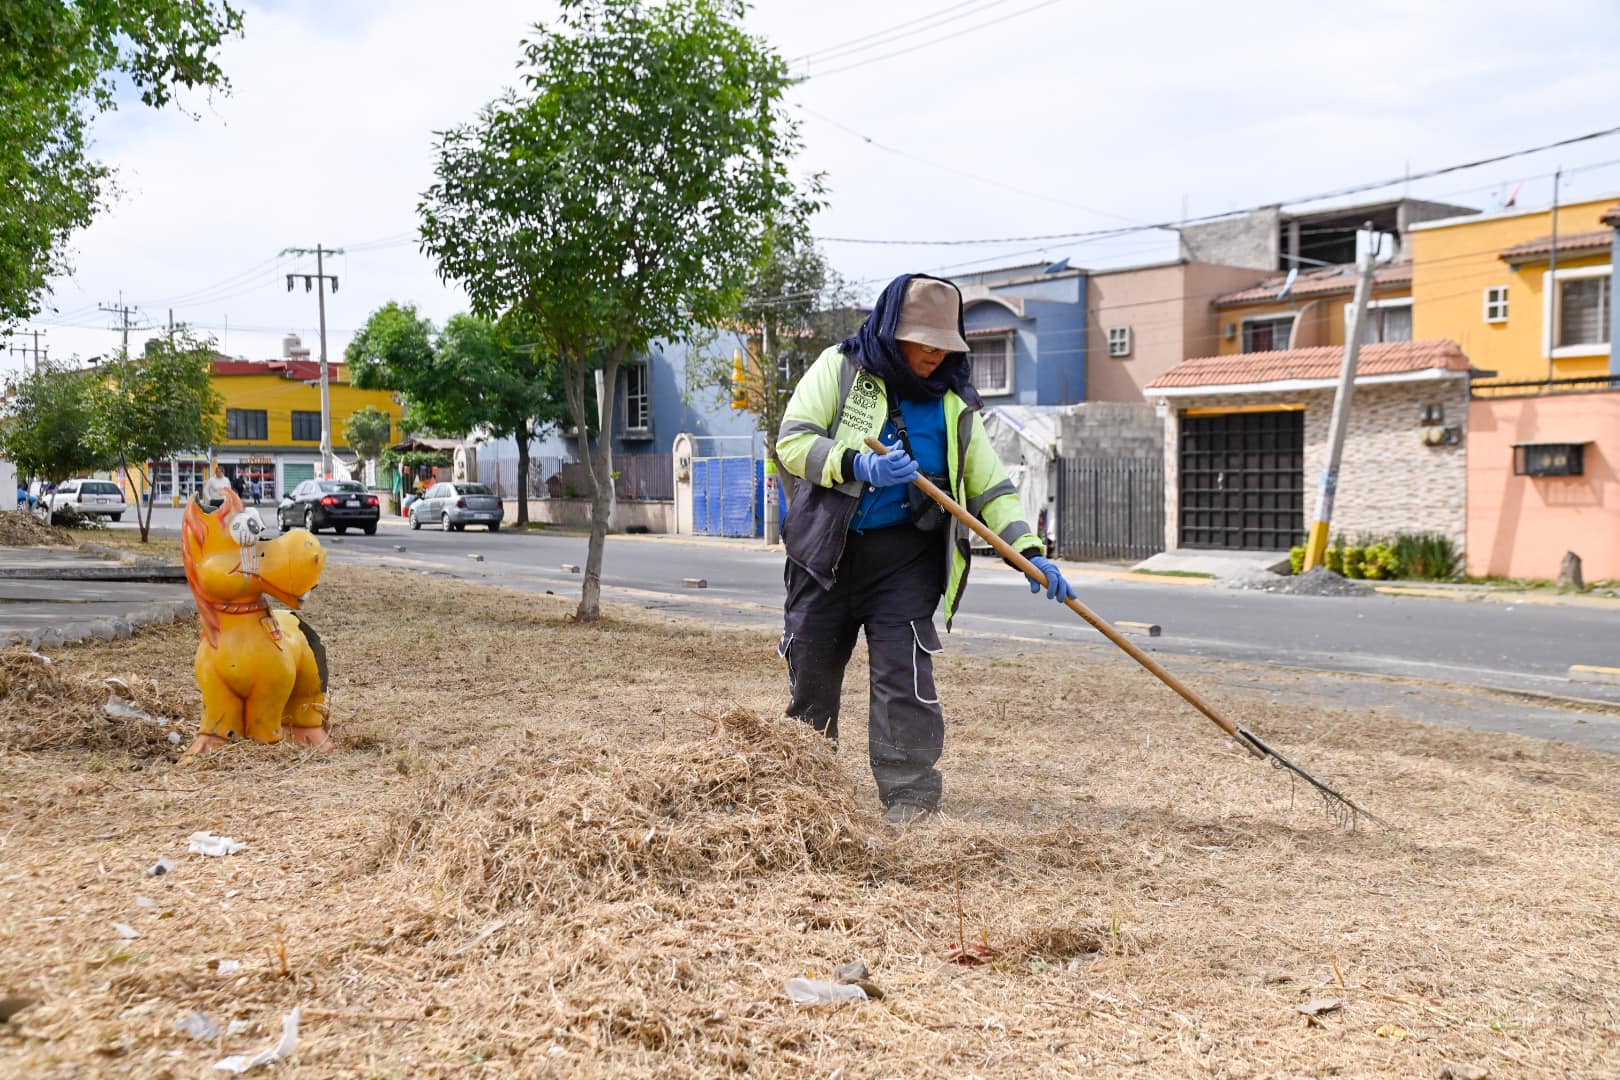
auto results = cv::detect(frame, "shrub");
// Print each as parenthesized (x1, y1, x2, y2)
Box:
(1325, 547, 1343, 574)
(1342, 545, 1366, 579)
(1362, 543, 1400, 580)
(1289, 546, 1306, 575)
(1393, 531, 1458, 580)
(49, 505, 106, 530)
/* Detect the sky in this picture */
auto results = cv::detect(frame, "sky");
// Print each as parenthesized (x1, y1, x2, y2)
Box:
(12, 0, 1620, 375)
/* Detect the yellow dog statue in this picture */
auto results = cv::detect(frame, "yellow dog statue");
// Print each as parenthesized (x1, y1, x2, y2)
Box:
(181, 485, 332, 756)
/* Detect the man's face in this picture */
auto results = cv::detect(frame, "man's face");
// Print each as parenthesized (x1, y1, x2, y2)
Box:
(900, 340, 948, 379)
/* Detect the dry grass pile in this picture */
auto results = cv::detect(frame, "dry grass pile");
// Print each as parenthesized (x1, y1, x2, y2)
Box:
(0, 646, 195, 757)
(1, 562, 1618, 1077)
(0, 509, 73, 546)
(382, 707, 882, 913)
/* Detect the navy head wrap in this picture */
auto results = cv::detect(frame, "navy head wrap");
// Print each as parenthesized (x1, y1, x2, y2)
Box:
(840, 274, 982, 407)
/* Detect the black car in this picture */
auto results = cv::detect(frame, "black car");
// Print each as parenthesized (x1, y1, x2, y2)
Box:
(278, 479, 380, 535)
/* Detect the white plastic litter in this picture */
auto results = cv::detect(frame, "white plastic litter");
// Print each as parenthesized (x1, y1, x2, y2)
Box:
(106, 695, 165, 725)
(135, 895, 156, 908)
(112, 921, 141, 940)
(178, 1011, 220, 1040)
(167, 731, 183, 745)
(212, 1008, 299, 1073)
(784, 978, 867, 1005)
(189, 832, 246, 857)
(226, 1019, 250, 1036)
(218, 959, 242, 975)
(148, 855, 177, 876)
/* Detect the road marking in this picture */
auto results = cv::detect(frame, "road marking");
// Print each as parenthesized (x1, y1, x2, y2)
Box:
(1570, 665, 1620, 686)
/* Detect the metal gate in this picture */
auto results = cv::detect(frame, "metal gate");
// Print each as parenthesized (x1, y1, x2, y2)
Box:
(1056, 457, 1164, 561)
(692, 456, 758, 537)
(1178, 410, 1304, 551)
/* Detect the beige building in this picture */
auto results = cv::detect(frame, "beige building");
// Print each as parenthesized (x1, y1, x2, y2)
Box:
(1085, 260, 1262, 402)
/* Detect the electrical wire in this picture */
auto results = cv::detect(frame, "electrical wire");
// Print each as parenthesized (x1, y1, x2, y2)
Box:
(801, 0, 1069, 79)
(790, 0, 1017, 67)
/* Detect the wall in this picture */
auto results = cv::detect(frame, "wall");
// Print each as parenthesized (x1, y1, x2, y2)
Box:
(1057, 402, 1163, 460)
(1410, 196, 1616, 382)
(1159, 378, 1469, 552)
(1212, 281, 1413, 357)
(508, 496, 674, 533)
(214, 373, 403, 452)
(1088, 263, 1188, 403)
(1467, 391, 1620, 581)
(961, 271, 1088, 406)
(1178, 207, 1280, 270)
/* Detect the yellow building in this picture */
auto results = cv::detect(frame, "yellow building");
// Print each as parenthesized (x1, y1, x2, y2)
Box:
(1211, 261, 1415, 356)
(1409, 195, 1616, 383)
(130, 340, 403, 505)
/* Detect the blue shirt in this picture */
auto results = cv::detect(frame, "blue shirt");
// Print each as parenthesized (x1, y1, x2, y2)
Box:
(852, 396, 947, 533)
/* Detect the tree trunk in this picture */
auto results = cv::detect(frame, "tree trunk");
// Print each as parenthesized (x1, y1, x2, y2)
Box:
(515, 422, 531, 527)
(576, 345, 624, 622)
(128, 456, 153, 544)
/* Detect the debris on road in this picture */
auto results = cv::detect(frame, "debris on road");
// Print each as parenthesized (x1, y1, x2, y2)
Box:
(683, 577, 708, 588)
(1227, 567, 1374, 597)
(562, 564, 580, 573)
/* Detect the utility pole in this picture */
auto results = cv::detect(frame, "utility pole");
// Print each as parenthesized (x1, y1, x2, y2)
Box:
(8, 329, 48, 373)
(99, 292, 143, 354)
(1302, 225, 1378, 572)
(761, 320, 780, 545)
(282, 245, 343, 478)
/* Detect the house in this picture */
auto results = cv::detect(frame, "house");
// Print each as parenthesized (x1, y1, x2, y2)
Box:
(1145, 340, 1473, 555)
(126, 334, 403, 505)
(952, 262, 1088, 405)
(1408, 193, 1616, 383)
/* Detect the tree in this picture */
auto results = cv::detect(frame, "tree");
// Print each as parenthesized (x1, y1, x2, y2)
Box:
(689, 224, 859, 470)
(420, 0, 818, 620)
(89, 334, 223, 542)
(0, 361, 110, 488)
(0, 1, 245, 326)
(342, 406, 393, 483)
(346, 304, 573, 525)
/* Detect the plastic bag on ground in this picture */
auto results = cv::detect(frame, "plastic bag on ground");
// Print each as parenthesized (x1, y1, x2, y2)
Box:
(212, 1007, 299, 1073)
(189, 832, 246, 857)
(785, 978, 868, 1005)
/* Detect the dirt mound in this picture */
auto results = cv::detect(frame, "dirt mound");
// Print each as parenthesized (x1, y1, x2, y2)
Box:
(379, 706, 883, 913)
(1227, 565, 1375, 597)
(0, 510, 73, 547)
(0, 648, 196, 758)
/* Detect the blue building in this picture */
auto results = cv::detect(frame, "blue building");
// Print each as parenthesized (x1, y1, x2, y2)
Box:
(953, 261, 1089, 406)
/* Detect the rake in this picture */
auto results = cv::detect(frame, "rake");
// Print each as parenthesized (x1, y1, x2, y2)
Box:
(869, 437, 1387, 830)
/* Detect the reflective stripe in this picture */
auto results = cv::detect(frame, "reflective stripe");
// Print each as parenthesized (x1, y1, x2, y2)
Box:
(998, 520, 1034, 548)
(780, 418, 828, 440)
(967, 479, 1017, 517)
(806, 439, 834, 485)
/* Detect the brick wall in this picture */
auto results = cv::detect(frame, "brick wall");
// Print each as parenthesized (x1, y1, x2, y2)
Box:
(1159, 376, 1469, 552)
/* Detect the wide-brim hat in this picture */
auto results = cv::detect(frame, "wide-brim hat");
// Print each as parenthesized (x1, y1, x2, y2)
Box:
(895, 277, 970, 354)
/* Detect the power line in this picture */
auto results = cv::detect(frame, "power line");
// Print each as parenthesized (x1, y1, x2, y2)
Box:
(791, 0, 1015, 66)
(800, 0, 1069, 80)
(814, 123, 1620, 247)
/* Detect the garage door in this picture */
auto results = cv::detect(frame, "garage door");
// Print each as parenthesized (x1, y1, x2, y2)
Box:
(282, 462, 316, 490)
(1178, 410, 1304, 551)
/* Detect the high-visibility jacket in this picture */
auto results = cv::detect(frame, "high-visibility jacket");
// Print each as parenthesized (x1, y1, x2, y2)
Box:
(778, 345, 1041, 629)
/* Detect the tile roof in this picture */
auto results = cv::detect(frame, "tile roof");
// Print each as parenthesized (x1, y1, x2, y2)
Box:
(1146, 339, 1470, 392)
(1602, 204, 1620, 227)
(212, 359, 344, 381)
(1497, 229, 1612, 263)
(1214, 261, 1412, 307)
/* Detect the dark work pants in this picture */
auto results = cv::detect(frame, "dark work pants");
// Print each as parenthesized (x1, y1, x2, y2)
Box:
(781, 525, 947, 810)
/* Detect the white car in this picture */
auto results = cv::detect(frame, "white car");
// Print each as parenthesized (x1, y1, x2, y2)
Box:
(45, 478, 128, 521)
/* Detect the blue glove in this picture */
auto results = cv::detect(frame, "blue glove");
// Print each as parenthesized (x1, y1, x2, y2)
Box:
(852, 446, 919, 488)
(1026, 555, 1076, 602)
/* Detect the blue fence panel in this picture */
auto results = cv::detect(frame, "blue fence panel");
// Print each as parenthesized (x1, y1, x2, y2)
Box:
(720, 457, 754, 537)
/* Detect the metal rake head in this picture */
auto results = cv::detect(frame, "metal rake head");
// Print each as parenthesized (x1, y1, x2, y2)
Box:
(1234, 726, 1389, 832)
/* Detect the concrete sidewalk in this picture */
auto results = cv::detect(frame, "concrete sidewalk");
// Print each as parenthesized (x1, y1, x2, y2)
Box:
(0, 545, 192, 649)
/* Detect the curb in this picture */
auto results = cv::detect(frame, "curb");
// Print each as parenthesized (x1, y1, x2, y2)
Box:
(5, 599, 194, 651)
(1570, 665, 1620, 687)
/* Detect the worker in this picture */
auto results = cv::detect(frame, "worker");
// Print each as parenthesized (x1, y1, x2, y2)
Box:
(776, 274, 1076, 825)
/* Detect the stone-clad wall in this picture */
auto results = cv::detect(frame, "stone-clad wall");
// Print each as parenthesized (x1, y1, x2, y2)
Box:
(1159, 376, 1469, 553)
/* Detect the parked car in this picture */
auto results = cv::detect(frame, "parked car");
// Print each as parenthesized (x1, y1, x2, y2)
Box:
(44, 478, 127, 521)
(278, 479, 380, 535)
(409, 481, 504, 532)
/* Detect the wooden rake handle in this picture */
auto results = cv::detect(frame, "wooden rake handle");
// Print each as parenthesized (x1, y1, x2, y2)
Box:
(864, 436, 1255, 753)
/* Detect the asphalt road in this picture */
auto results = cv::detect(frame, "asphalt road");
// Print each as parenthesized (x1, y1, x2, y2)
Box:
(96, 506, 1620, 750)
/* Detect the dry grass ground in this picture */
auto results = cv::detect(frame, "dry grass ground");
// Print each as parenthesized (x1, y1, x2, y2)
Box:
(2, 554, 1618, 1078)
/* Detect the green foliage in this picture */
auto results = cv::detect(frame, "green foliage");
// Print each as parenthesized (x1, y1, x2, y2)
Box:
(88, 334, 223, 541)
(381, 448, 452, 471)
(1361, 543, 1399, 581)
(1288, 546, 1306, 575)
(0, 361, 109, 482)
(419, 0, 819, 619)
(0, 1, 245, 325)
(1392, 531, 1459, 580)
(342, 406, 393, 466)
(1341, 545, 1365, 579)
(1324, 546, 1343, 575)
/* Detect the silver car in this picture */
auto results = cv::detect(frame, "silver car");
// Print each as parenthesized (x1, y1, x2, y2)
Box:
(45, 478, 128, 521)
(410, 481, 504, 532)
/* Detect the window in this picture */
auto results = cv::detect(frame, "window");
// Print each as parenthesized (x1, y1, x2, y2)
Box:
(84, 482, 120, 495)
(1484, 286, 1509, 323)
(1241, 316, 1294, 353)
(1559, 276, 1611, 348)
(1350, 300, 1413, 344)
(226, 409, 268, 440)
(1514, 443, 1585, 477)
(455, 483, 493, 495)
(968, 333, 1013, 395)
(623, 363, 650, 431)
(319, 481, 365, 493)
(1107, 326, 1132, 357)
(291, 411, 322, 441)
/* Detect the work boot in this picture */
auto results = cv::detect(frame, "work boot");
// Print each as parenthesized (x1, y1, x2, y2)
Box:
(881, 802, 934, 826)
